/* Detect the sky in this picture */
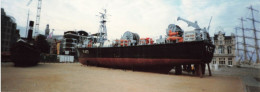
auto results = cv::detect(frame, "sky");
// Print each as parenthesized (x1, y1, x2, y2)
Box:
(1, 0, 259, 38)
(1, 0, 260, 62)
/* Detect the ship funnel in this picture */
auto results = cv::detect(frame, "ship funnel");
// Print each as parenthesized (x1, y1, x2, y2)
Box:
(27, 21, 34, 41)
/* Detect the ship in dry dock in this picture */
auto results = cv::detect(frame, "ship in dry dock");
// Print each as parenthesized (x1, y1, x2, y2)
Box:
(77, 9, 215, 77)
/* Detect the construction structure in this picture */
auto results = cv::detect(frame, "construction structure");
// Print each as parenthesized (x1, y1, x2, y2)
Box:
(211, 31, 236, 66)
(235, 5, 260, 64)
(46, 35, 63, 54)
(27, 0, 42, 36)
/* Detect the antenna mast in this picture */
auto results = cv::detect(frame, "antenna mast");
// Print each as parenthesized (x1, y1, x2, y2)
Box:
(97, 9, 108, 46)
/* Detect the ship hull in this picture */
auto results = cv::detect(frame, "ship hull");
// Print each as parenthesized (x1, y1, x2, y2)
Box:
(11, 41, 41, 67)
(78, 41, 215, 73)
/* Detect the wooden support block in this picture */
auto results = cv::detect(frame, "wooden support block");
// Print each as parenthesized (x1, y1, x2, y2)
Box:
(199, 64, 203, 78)
(207, 63, 212, 76)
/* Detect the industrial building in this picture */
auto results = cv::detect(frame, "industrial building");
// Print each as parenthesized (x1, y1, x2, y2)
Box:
(46, 35, 63, 54)
(45, 30, 88, 62)
(211, 31, 236, 66)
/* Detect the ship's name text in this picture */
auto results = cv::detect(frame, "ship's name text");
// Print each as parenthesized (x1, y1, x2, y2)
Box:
(82, 50, 89, 54)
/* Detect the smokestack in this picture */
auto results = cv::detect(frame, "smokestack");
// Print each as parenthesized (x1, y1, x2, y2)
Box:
(45, 24, 50, 37)
(27, 21, 34, 41)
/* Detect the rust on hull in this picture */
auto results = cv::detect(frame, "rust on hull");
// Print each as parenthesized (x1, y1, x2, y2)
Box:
(79, 58, 202, 73)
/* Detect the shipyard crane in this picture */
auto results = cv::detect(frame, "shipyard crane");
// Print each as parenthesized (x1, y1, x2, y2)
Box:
(177, 17, 211, 41)
(27, 0, 42, 37)
(27, 0, 32, 6)
(207, 16, 212, 32)
(177, 17, 201, 29)
(177, 17, 202, 40)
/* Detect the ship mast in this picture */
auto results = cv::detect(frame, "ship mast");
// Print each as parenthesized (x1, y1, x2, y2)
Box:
(236, 5, 260, 64)
(238, 17, 248, 62)
(97, 9, 108, 47)
(235, 27, 240, 63)
(246, 5, 260, 63)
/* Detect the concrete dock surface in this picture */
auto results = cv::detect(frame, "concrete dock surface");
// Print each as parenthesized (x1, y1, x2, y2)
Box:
(2, 63, 244, 92)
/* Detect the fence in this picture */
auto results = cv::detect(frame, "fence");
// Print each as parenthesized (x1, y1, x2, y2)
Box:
(40, 54, 76, 63)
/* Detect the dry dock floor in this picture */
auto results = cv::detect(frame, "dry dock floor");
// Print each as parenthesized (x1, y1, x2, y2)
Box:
(2, 63, 243, 92)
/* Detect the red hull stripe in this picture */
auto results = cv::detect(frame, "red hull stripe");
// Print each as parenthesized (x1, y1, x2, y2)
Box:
(79, 58, 201, 66)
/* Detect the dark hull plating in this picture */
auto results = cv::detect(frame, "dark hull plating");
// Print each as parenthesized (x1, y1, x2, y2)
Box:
(78, 41, 215, 73)
(11, 41, 41, 67)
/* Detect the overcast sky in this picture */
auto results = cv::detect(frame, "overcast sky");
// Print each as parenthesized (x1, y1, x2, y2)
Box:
(1, 0, 260, 40)
(2, 0, 260, 62)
